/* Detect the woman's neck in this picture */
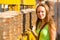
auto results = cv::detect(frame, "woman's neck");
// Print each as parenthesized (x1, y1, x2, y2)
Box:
(41, 19, 45, 23)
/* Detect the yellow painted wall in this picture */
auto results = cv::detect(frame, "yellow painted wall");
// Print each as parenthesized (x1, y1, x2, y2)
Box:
(23, 0, 36, 9)
(23, 0, 36, 5)
(0, 0, 21, 4)
(0, 0, 36, 11)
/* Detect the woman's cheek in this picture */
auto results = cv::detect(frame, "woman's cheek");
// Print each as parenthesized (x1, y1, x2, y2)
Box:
(37, 13, 41, 19)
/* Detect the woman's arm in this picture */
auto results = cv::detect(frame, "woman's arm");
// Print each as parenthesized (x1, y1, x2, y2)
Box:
(49, 17, 57, 40)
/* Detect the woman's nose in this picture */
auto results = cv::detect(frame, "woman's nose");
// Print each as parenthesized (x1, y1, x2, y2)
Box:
(39, 12, 42, 15)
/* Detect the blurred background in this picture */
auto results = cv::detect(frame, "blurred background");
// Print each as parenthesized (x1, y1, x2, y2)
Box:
(0, 0, 60, 40)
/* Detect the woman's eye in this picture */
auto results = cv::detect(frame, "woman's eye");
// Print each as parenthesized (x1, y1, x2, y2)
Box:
(41, 11, 44, 13)
(37, 11, 44, 13)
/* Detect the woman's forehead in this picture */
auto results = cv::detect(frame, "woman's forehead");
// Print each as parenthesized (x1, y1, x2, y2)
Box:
(37, 6, 46, 11)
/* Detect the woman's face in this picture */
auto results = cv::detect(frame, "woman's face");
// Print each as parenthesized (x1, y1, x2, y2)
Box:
(37, 6, 46, 19)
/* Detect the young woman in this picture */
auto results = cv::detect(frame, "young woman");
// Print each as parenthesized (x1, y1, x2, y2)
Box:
(31, 4, 56, 40)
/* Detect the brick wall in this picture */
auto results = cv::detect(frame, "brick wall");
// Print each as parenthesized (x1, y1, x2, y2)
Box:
(0, 11, 37, 40)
